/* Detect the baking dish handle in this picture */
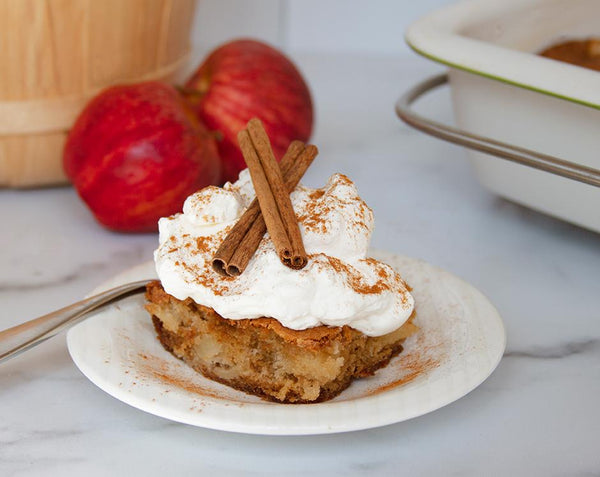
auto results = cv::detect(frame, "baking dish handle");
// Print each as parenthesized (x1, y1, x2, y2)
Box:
(395, 74, 600, 188)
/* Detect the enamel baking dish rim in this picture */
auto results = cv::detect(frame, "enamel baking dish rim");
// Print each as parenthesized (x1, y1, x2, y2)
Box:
(405, 0, 600, 110)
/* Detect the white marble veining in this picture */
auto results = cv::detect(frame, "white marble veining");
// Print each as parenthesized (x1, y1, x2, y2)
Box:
(1, 54, 599, 476)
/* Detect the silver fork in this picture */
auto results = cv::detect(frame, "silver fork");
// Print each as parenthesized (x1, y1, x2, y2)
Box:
(0, 279, 152, 364)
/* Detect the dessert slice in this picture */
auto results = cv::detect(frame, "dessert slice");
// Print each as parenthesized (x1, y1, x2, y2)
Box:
(147, 120, 417, 404)
(146, 280, 417, 403)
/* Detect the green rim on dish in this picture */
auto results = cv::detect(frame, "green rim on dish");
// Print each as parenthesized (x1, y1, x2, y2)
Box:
(406, 39, 600, 111)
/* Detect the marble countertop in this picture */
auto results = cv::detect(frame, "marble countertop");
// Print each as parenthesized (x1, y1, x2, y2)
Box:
(1, 54, 599, 476)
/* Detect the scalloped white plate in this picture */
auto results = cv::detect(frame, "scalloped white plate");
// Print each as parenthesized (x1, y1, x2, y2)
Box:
(67, 251, 505, 435)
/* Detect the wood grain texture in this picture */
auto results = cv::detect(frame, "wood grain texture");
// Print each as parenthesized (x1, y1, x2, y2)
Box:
(0, 0, 196, 187)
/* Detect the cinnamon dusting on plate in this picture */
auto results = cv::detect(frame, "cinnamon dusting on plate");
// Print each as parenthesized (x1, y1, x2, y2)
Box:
(136, 352, 223, 400)
(365, 333, 441, 397)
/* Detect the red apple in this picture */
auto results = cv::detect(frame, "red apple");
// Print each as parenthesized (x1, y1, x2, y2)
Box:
(184, 39, 313, 184)
(64, 82, 221, 232)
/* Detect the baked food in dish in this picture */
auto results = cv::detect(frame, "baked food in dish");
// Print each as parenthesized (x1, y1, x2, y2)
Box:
(540, 38, 600, 71)
(146, 280, 416, 403)
(146, 165, 416, 403)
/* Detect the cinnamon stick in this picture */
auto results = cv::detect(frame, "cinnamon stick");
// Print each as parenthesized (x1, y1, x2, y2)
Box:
(227, 143, 318, 275)
(246, 119, 310, 269)
(237, 128, 295, 267)
(211, 115, 318, 276)
(212, 140, 303, 276)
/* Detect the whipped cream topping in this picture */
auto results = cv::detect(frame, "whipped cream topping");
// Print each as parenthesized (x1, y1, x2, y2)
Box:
(154, 170, 414, 336)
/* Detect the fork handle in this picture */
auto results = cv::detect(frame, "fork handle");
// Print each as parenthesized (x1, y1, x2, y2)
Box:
(0, 280, 150, 364)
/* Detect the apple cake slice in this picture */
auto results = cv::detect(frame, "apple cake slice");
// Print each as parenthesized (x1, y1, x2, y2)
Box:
(145, 280, 417, 403)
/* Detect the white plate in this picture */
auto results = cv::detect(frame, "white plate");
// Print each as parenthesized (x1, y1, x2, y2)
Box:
(67, 251, 505, 435)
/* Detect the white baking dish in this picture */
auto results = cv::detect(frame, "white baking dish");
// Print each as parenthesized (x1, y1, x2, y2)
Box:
(405, 0, 600, 232)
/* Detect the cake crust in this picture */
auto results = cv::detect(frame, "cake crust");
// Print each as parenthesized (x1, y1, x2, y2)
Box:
(145, 280, 417, 403)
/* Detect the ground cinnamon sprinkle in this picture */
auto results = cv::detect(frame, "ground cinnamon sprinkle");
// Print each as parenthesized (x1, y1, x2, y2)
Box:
(366, 367, 428, 396)
(297, 197, 331, 234)
(150, 370, 223, 400)
(296, 175, 372, 236)
(335, 174, 354, 186)
(325, 255, 390, 295)
(136, 353, 223, 400)
(365, 334, 441, 396)
(164, 226, 237, 296)
(308, 189, 325, 200)
(195, 236, 212, 253)
(179, 259, 233, 296)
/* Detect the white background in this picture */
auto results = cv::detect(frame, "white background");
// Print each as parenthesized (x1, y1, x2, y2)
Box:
(192, 0, 453, 55)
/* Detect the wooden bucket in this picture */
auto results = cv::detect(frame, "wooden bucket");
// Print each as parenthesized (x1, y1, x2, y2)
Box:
(0, 0, 196, 188)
